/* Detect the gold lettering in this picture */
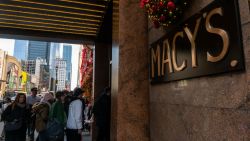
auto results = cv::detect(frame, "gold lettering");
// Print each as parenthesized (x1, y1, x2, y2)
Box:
(206, 7, 229, 62)
(172, 32, 187, 71)
(184, 18, 201, 68)
(162, 40, 173, 75)
(151, 45, 161, 78)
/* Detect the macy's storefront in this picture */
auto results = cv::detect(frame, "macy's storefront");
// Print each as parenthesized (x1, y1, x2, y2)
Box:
(110, 0, 250, 140)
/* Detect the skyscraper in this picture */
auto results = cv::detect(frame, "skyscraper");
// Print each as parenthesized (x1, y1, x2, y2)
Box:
(55, 58, 66, 91)
(28, 41, 50, 63)
(13, 40, 28, 61)
(49, 42, 61, 70)
(63, 44, 72, 89)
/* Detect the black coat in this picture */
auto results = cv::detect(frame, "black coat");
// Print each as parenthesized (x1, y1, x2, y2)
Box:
(93, 93, 111, 127)
(2, 104, 29, 125)
(1, 103, 29, 141)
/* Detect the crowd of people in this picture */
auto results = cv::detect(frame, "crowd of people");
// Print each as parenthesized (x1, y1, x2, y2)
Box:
(0, 87, 95, 141)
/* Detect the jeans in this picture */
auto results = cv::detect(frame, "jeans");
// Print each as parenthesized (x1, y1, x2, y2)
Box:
(27, 120, 35, 141)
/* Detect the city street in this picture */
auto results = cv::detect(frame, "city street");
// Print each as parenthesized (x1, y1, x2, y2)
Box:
(0, 121, 91, 141)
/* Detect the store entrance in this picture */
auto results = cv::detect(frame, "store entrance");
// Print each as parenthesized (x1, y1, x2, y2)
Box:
(0, 1, 113, 141)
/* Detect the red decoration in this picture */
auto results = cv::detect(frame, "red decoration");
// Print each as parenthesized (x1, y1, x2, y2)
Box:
(160, 15, 166, 22)
(140, 0, 189, 28)
(140, 0, 149, 8)
(80, 45, 93, 100)
(159, 1, 164, 7)
(167, 1, 176, 11)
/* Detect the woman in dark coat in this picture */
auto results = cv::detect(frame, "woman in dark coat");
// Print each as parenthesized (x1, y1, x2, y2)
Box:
(1, 93, 29, 141)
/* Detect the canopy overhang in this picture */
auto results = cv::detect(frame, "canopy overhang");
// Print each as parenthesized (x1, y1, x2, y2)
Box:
(0, 0, 111, 43)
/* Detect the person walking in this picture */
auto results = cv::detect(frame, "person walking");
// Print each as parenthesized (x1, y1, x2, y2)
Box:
(27, 87, 41, 141)
(0, 97, 12, 140)
(49, 91, 67, 141)
(1, 93, 29, 141)
(92, 87, 111, 141)
(32, 92, 54, 141)
(66, 87, 84, 141)
(63, 90, 71, 117)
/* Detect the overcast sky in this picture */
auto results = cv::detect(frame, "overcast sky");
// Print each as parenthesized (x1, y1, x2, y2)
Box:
(0, 38, 80, 90)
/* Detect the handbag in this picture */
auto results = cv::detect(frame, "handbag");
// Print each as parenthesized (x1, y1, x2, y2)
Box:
(46, 118, 64, 141)
(4, 119, 22, 131)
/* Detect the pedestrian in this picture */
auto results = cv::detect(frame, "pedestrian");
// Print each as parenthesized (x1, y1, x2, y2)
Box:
(32, 92, 54, 141)
(80, 96, 86, 130)
(1, 93, 29, 141)
(49, 92, 55, 102)
(66, 87, 84, 141)
(0, 97, 12, 140)
(49, 91, 67, 141)
(27, 87, 41, 141)
(63, 90, 71, 117)
(92, 87, 111, 141)
(83, 99, 92, 132)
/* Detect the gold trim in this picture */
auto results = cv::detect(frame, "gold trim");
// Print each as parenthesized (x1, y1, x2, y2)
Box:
(0, 24, 96, 36)
(0, 8, 101, 22)
(12, 0, 104, 13)
(0, 21, 97, 33)
(0, 17, 98, 30)
(0, 13, 99, 27)
(59, 0, 106, 8)
(0, 3, 102, 18)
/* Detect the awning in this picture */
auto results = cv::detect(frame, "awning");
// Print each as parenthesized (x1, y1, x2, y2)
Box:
(0, 0, 111, 43)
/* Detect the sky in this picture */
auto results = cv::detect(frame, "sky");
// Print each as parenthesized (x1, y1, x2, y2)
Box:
(0, 38, 80, 90)
(0, 38, 15, 55)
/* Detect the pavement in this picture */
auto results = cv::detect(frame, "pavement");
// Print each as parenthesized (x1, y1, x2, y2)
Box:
(0, 121, 91, 141)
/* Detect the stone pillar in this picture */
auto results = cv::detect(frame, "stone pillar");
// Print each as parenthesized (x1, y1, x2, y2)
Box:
(93, 43, 111, 141)
(111, 0, 150, 140)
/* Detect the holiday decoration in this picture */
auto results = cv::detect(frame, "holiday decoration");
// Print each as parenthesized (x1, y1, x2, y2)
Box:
(140, 0, 188, 28)
(80, 45, 93, 100)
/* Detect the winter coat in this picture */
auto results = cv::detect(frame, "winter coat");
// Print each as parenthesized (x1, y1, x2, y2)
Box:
(1, 103, 29, 128)
(66, 99, 83, 129)
(32, 102, 50, 132)
(49, 100, 67, 127)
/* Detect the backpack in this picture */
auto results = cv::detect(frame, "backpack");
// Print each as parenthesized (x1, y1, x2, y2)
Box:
(46, 118, 64, 141)
(47, 101, 65, 141)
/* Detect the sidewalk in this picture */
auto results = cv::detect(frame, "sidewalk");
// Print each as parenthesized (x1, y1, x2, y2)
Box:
(0, 121, 91, 141)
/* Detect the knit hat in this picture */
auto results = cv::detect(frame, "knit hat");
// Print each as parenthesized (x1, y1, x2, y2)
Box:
(40, 92, 54, 103)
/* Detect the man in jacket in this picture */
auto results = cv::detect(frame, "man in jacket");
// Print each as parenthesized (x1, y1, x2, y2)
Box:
(92, 87, 111, 141)
(27, 87, 41, 141)
(66, 87, 84, 141)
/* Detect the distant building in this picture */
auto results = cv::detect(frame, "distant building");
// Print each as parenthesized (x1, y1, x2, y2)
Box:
(13, 40, 28, 61)
(28, 41, 50, 63)
(49, 42, 61, 70)
(55, 58, 66, 91)
(21, 60, 36, 74)
(35, 58, 47, 88)
(39, 64, 50, 91)
(14, 40, 50, 62)
(63, 44, 72, 89)
(49, 43, 61, 91)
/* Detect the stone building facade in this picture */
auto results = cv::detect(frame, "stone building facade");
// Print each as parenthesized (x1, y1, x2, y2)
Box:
(149, 0, 250, 140)
(111, 0, 250, 140)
